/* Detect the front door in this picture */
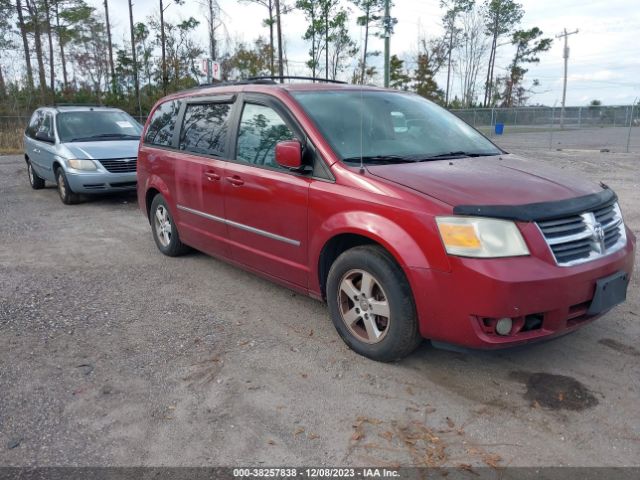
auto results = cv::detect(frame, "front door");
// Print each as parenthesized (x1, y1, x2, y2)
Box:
(174, 99, 234, 258)
(223, 100, 310, 288)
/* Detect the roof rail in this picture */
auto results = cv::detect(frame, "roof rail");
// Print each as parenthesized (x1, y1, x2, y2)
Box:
(52, 103, 106, 107)
(187, 76, 347, 92)
(247, 76, 347, 84)
(187, 78, 276, 91)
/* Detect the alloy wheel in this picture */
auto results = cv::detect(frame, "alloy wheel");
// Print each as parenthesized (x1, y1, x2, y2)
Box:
(338, 269, 391, 344)
(57, 172, 66, 199)
(154, 205, 172, 247)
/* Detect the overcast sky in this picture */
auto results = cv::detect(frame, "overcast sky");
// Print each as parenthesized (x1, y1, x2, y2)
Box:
(91, 0, 640, 106)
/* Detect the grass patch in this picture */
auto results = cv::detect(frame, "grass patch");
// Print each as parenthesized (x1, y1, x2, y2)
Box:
(0, 126, 24, 154)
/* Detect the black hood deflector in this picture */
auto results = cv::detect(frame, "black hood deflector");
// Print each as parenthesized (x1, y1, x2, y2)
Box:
(453, 188, 616, 222)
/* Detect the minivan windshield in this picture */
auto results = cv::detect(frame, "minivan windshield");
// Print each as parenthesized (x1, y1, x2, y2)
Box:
(56, 111, 143, 143)
(291, 90, 501, 164)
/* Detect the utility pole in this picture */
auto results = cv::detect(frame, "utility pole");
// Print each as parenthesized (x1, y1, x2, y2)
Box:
(275, 0, 284, 81)
(556, 28, 578, 129)
(383, 0, 391, 88)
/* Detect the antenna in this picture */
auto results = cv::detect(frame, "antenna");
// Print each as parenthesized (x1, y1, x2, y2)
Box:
(359, 87, 364, 173)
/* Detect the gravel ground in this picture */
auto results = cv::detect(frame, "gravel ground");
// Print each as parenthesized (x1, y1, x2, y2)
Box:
(0, 149, 638, 468)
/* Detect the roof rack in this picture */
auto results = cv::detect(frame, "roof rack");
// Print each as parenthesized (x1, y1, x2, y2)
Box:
(191, 76, 348, 90)
(52, 103, 106, 107)
(247, 76, 347, 84)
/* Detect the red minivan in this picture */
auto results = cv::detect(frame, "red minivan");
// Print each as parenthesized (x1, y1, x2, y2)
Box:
(137, 79, 635, 361)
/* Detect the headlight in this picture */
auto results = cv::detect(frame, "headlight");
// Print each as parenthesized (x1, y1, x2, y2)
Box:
(67, 159, 97, 171)
(436, 216, 529, 258)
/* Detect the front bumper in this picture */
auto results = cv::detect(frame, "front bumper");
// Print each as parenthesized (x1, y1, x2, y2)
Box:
(65, 170, 137, 194)
(410, 227, 636, 348)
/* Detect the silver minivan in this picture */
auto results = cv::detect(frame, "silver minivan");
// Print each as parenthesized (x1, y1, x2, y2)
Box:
(23, 106, 142, 204)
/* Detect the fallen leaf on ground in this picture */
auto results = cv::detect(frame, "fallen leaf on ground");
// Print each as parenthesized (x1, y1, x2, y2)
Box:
(483, 453, 503, 468)
(294, 427, 305, 436)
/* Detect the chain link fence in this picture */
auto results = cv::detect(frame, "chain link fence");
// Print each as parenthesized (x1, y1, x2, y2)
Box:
(451, 105, 640, 153)
(2, 106, 639, 154)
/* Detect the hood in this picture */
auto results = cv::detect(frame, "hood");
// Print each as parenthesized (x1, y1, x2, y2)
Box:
(61, 140, 139, 160)
(367, 154, 602, 207)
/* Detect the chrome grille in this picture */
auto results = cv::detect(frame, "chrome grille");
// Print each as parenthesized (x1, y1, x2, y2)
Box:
(537, 202, 626, 266)
(98, 158, 137, 173)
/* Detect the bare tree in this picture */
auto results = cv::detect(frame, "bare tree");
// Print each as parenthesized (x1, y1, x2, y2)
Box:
(440, 0, 473, 106)
(240, 0, 277, 75)
(455, 6, 488, 106)
(203, 0, 223, 61)
(482, 0, 523, 106)
(15, 0, 35, 89)
(43, 0, 55, 98)
(127, 0, 140, 113)
(24, 0, 48, 101)
(351, 0, 385, 84)
(0, 0, 13, 97)
(103, 0, 115, 91)
(328, 9, 357, 80)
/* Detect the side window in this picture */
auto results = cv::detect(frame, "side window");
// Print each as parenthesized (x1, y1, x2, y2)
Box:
(236, 103, 295, 169)
(179, 102, 232, 156)
(26, 111, 43, 138)
(41, 113, 53, 136)
(144, 100, 180, 147)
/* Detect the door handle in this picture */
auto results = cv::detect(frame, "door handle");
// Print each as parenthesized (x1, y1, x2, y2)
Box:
(226, 175, 244, 186)
(204, 170, 220, 181)
(33, 148, 40, 153)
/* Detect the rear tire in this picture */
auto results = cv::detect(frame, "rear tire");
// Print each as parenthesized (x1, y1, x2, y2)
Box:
(326, 245, 422, 362)
(55, 167, 81, 205)
(27, 160, 45, 190)
(149, 194, 190, 256)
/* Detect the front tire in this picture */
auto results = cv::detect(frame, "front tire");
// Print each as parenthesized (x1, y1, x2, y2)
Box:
(149, 194, 190, 256)
(326, 245, 422, 362)
(55, 168, 81, 204)
(27, 160, 45, 189)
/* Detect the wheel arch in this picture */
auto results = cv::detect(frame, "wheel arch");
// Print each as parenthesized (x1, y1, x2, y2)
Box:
(144, 175, 176, 223)
(314, 211, 440, 299)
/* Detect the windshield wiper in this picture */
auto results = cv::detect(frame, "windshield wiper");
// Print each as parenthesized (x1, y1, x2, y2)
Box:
(418, 151, 500, 160)
(342, 155, 417, 164)
(68, 133, 140, 142)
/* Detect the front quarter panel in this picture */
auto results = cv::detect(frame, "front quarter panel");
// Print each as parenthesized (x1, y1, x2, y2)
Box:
(308, 172, 452, 297)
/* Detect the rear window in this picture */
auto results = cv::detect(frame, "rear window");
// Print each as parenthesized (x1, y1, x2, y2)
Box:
(145, 100, 180, 147)
(179, 102, 232, 156)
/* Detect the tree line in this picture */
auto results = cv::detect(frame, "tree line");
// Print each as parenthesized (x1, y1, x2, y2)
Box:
(0, 0, 553, 116)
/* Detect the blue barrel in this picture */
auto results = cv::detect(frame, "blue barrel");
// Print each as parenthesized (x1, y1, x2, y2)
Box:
(494, 123, 505, 135)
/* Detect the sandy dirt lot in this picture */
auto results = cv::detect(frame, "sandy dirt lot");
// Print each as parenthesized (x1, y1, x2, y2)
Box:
(0, 148, 638, 468)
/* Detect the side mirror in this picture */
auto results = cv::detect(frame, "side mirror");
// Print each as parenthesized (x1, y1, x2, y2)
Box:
(275, 140, 302, 169)
(35, 130, 54, 143)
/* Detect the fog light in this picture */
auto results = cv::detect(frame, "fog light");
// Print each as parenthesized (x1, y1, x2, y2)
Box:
(495, 317, 513, 336)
